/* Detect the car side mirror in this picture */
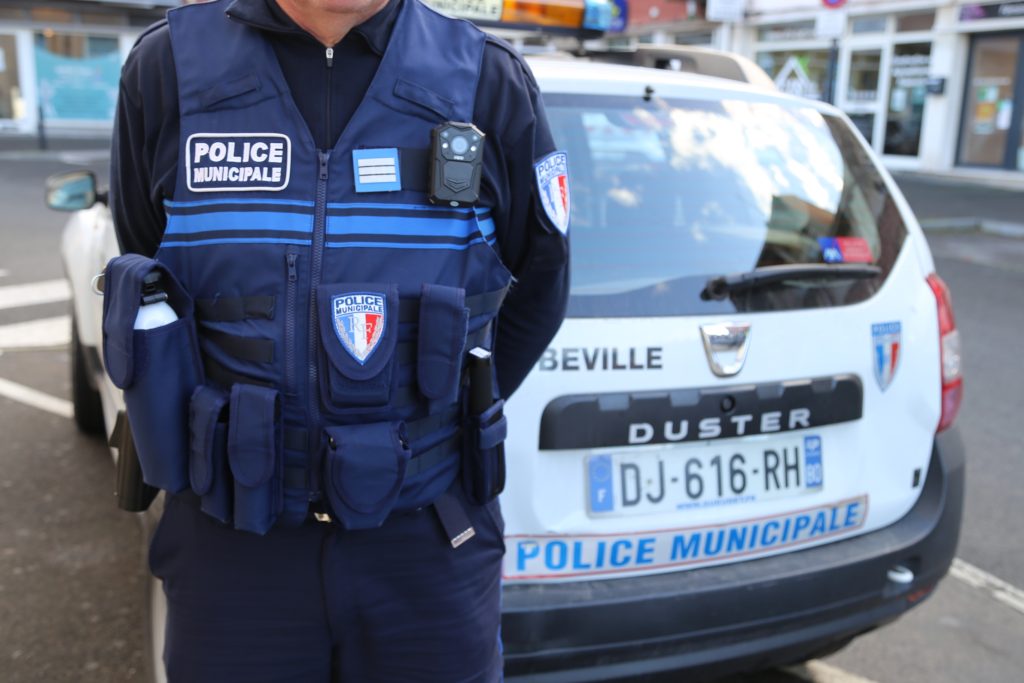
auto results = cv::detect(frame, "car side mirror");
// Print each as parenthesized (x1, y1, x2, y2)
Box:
(45, 170, 105, 211)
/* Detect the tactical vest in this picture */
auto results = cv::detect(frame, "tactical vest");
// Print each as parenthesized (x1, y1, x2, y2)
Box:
(141, 0, 510, 533)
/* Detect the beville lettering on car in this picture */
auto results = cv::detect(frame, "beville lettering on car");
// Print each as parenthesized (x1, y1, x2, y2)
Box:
(627, 408, 812, 444)
(537, 346, 664, 371)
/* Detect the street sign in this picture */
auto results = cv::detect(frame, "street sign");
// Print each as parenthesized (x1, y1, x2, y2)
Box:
(706, 0, 746, 23)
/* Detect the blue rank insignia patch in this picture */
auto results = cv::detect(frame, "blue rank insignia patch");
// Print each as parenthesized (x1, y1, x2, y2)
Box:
(332, 293, 386, 364)
(352, 148, 401, 193)
(535, 151, 570, 234)
(186, 133, 290, 193)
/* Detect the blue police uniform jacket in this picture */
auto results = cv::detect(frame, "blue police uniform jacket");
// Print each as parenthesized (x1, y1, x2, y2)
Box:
(145, 0, 513, 533)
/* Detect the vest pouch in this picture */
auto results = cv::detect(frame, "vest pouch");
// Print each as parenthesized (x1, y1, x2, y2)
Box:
(188, 385, 232, 524)
(417, 284, 469, 412)
(323, 421, 411, 530)
(102, 255, 201, 493)
(462, 399, 508, 506)
(227, 384, 283, 535)
(316, 284, 398, 410)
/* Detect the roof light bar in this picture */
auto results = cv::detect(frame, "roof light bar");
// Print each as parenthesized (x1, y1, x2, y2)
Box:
(427, 0, 613, 35)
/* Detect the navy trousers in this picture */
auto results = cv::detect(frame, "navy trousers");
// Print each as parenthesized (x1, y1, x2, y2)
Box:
(149, 491, 505, 682)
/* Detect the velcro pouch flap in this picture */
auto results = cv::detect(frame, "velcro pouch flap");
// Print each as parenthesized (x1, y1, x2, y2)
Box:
(102, 254, 192, 389)
(227, 384, 281, 488)
(317, 284, 399, 382)
(324, 422, 411, 530)
(417, 284, 468, 402)
(189, 385, 228, 496)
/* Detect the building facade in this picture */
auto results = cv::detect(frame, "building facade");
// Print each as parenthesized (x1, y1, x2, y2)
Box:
(0, 0, 172, 136)
(618, 0, 1024, 182)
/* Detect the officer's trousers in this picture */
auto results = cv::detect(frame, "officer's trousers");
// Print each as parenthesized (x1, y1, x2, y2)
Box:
(149, 489, 505, 683)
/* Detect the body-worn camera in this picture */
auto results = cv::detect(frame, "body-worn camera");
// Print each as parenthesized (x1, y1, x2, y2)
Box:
(429, 122, 484, 207)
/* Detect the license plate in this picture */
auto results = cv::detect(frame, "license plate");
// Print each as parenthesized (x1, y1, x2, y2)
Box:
(426, 0, 503, 21)
(587, 435, 824, 517)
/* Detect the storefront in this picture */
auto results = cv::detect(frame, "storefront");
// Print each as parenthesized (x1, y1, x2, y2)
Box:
(956, 2, 1024, 172)
(743, 2, 945, 169)
(0, 0, 172, 137)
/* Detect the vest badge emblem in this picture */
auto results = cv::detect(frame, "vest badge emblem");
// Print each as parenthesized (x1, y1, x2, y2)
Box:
(332, 293, 386, 365)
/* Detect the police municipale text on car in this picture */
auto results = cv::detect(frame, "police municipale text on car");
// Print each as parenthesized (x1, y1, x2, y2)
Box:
(54, 45, 964, 683)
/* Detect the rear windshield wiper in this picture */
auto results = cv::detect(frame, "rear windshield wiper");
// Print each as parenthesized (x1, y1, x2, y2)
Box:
(701, 264, 882, 301)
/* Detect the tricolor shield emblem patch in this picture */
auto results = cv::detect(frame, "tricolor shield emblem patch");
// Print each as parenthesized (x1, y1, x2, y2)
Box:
(332, 293, 386, 365)
(535, 151, 570, 234)
(871, 321, 901, 391)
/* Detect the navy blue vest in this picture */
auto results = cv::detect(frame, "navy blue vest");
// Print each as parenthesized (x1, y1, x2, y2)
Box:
(159, 0, 511, 532)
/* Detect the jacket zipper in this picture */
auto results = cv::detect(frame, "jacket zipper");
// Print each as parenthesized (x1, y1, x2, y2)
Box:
(284, 251, 298, 396)
(324, 47, 334, 148)
(308, 150, 331, 500)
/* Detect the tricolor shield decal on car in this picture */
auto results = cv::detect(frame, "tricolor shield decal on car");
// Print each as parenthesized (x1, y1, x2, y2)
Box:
(332, 293, 386, 365)
(871, 321, 901, 391)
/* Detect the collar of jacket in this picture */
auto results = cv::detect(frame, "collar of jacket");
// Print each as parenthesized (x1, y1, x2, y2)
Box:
(224, 0, 401, 56)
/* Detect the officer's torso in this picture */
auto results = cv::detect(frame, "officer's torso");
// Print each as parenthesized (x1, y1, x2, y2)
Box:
(158, 0, 510, 530)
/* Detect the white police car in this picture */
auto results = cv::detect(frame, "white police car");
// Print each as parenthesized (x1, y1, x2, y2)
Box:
(51, 14, 964, 683)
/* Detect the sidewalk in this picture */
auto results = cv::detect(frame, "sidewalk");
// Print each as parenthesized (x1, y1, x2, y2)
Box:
(0, 134, 110, 164)
(892, 172, 1024, 238)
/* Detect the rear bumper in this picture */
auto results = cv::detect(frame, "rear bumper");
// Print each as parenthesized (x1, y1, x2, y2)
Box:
(501, 429, 965, 682)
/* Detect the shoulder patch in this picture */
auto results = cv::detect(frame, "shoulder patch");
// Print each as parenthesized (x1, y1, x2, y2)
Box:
(535, 151, 570, 235)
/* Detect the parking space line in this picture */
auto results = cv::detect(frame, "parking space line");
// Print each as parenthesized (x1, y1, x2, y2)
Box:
(950, 558, 1024, 616)
(0, 278, 71, 311)
(0, 376, 73, 419)
(0, 315, 70, 349)
(788, 660, 879, 683)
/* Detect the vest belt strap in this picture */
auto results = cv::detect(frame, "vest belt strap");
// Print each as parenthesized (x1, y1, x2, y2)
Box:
(195, 296, 276, 322)
(398, 286, 509, 324)
(202, 328, 275, 364)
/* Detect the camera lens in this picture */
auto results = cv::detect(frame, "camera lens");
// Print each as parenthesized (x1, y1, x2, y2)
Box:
(451, 136, 470, 155)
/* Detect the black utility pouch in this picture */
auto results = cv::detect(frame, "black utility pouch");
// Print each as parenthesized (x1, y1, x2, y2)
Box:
(316, 284, 399, 410)
(462, 398, 508, 506)
(188, 385, 232, 524)
(102, 254, 202, 493)
(227, 384, 283, 535)
(417, 284, 469, 413)
(323, 421, 411, 530)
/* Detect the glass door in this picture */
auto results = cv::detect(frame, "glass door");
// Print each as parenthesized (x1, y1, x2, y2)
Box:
(957, 33, 1023, 169)
(0, 34, 24, 121)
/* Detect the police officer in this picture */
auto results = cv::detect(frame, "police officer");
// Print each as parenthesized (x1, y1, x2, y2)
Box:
(110, 0, 569, 680)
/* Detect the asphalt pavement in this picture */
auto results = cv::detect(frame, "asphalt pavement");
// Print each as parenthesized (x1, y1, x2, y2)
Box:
(0, 151, 1022, 682)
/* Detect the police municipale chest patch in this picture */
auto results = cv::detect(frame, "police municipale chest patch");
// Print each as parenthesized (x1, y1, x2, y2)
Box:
(332, 293, 387, 365)
(186, 133, 291, 193)
(535, 151, 570, 234)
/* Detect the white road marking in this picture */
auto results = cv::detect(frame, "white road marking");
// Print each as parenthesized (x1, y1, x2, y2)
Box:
(0, 315, 70, 349)
(0, 279, 71, 311)
(0, 377, 73, 419)
(788, 660, 880, 683)
(950, 558, 1024, 616)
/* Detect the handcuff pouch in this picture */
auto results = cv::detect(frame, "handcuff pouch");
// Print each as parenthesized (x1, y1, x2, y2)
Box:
(323, 421, 411, 530)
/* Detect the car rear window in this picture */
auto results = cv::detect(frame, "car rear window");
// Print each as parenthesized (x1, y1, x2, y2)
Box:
(543, 94, 907, 317)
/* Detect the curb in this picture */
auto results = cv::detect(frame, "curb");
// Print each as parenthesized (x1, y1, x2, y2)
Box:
(920, 218, 1024, 239)
(0, 149, 109, 164)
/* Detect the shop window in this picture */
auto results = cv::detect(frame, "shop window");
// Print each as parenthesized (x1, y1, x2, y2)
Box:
(958, 36, 1020, 167)
(848, 113, 875, 144)
(35, 32, 121, 122)
(884, 43, 931, 156)
(0, 35, 23, 120)
(30, 9, 74, 24)
(848, 51, 881, 103)
(675, 33, 713, 46)
(758, 22, 816, 43)
(896, 12, 934, 33)
(850, 16, 887, 34)
(757, 50, 830, 100)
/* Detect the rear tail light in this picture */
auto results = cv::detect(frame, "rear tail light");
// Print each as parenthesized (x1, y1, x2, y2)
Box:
(927, 274, 962, 432)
